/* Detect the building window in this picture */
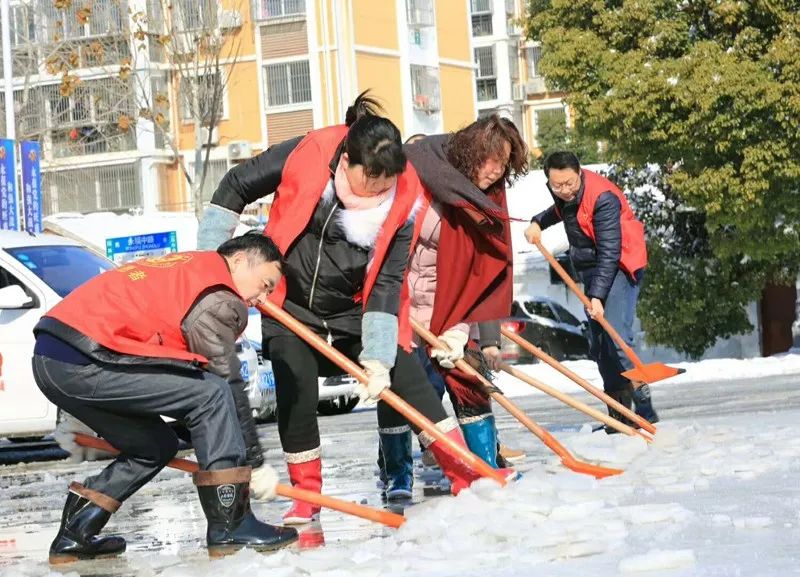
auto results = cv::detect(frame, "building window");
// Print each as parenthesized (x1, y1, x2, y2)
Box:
(470, 0, 492, 36)
(410, 65, 441, 113)
(526, 45, 543, 78)
(406, 0, 435, 28)
(257, 0, 307, 20)
(471, 13, 492, 36)
(265, 60, 312, 107)
(173, 0, 218, 31)
(180, 72, 225, 124)
(474, 46, 497, 102)
(189, 159, 230, 202)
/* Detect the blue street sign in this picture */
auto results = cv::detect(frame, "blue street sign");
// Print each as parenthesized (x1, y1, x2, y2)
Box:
(20, 141, 42, 233)
(105, 231, 178, 265)
(0, 139, 18, 231)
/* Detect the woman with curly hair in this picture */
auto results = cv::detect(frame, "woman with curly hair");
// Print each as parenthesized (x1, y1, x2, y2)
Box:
(377, 115, 529, 500)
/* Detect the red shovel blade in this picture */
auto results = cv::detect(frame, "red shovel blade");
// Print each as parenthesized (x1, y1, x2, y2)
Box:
(622, 363, 686, 384)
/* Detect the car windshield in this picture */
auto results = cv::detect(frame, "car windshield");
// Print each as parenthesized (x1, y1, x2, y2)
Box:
(6, 245, 114, 297)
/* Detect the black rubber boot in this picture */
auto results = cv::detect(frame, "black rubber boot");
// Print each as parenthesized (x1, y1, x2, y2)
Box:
(604, 386, 636, 435)
(632, 383, 660, 424)
(49, 483, 126, 565)
(194, 467, 298, 557)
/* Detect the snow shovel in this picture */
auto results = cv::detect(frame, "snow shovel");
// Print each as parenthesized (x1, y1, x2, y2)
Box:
(257, 300, 508, 487)
(501, 327, 657, 435)
(411, 319, 623, 479)
(533, 240, 684, 384)
(498, 362, 653, 442)
(72, 433, 406, 529)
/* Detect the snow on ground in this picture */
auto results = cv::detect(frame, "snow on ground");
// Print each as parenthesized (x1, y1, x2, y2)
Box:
(1, 362, 799, 576)
(493, 351, 800, 401)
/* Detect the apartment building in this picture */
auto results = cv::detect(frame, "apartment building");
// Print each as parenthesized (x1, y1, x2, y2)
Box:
(468, 0, 567, 154)
(0, 0, 477, 216)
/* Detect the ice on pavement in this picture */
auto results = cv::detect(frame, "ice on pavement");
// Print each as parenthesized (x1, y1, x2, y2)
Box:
(4, 398, 800, 577)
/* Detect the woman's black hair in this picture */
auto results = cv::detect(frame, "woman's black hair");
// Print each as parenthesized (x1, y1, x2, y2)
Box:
(342, 90, 406, 178)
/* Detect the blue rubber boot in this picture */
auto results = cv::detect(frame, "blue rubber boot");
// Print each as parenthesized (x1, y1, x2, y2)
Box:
(378, 428, 413, 500)
(460, 415, 499, 468)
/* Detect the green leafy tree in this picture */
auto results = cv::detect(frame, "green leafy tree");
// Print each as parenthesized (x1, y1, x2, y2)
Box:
(526, 0, 800, 357)
(535, 108, 605, 166)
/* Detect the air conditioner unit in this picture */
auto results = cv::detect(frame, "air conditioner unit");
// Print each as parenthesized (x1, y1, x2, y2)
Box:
(172, 31, 196, 57)
(512, 83, 525, 101)
(507, 23, 523, 36)
(199, 126, 219, 146)
(526, 77, 547, 94)
(227, 140, 252, 160)
(219, 10, 243, 30)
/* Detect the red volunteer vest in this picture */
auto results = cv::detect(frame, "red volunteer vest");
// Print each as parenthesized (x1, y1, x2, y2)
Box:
(46, 252, 240, 363)
(573, 169, 647, 277)
(264, 124, 425, 350)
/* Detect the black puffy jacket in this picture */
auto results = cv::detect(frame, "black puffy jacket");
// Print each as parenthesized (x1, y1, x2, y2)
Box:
(209, 136, 413, 343)
(532, 177, 623, 302)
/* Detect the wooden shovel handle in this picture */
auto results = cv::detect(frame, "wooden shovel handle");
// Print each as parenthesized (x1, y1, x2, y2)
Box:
(72, 433, 405, 528)
(257, 300, 507, 486)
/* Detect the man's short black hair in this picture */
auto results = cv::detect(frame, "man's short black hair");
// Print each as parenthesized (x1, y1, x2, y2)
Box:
(543, 151, 581, 177)
(217, 231, 282, 266)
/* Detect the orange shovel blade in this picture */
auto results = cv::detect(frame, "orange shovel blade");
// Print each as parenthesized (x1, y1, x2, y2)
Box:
(561, 457, 624, 479)
(622, 363, 685, 384)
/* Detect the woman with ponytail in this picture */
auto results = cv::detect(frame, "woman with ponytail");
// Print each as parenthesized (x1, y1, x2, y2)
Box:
(197, 92, 501, 523)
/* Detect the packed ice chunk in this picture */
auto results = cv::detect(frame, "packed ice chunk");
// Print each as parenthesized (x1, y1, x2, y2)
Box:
(618, 549, 696, 573)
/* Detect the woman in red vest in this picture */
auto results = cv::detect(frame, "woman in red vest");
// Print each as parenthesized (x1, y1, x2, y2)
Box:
(374, 116, 529, 499)
(524, 151, 658, 428)
(198, 93, 497, 523)
(32, 234, 297, 562)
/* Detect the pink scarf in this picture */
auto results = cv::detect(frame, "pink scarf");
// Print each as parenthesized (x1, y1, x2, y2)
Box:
(334, 158, 395, 210)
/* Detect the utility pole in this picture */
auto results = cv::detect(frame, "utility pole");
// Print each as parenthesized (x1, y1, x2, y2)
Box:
(1, 0, 15, 139)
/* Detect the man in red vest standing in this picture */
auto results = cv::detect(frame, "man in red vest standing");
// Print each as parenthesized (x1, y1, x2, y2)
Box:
(524, 151, 659, 429)
(32, 233, 298, 563)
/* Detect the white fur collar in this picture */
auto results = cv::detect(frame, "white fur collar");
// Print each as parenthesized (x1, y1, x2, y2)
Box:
(323, 180, 395, 249)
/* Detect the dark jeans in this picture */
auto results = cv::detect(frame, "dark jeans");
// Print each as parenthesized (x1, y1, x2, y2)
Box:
(579, 269, 642, 393)
(266, 335, 448, 454)
(33, 355, 246, 503)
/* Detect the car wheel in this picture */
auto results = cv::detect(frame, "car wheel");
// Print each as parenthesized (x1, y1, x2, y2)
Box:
(317, 395, 359, 416)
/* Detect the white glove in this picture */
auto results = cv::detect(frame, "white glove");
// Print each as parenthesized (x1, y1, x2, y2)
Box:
(53, 412, 112, 463)
(430, 329, 470, 370)
(357, 359, 391, 405)
(250, 464, 279, 501)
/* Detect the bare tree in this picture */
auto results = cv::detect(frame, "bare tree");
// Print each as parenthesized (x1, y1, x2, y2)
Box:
(1, 0, 245, 218)
(132, 0, 244, 219)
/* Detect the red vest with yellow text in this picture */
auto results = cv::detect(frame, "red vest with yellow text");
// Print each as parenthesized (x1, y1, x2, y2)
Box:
(574, 169, 647, 277)
(264, 124, 425, 349)
(45, 252, 240, 363)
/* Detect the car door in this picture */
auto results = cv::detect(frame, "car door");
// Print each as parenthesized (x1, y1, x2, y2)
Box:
(550, 301, 590, 358)
(521, 299, 563, 358)
(0, 260, 51, 425)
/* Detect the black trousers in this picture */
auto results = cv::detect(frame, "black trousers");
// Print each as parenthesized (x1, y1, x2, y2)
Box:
(33, 355, 247, 503)
(267, 335, 447, 454)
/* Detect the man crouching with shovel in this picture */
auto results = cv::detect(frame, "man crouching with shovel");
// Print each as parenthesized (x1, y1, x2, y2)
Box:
(32, 233, 298, 563)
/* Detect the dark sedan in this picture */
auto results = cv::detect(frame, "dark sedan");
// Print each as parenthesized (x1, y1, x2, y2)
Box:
(501, 297, 590, 364)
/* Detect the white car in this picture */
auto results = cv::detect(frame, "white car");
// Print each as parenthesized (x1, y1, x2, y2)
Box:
(0, 231, 114, 440)
(0, 230, 266, 441)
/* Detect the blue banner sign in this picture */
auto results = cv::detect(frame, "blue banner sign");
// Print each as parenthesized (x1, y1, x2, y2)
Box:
(20, 141, 42, 233)
(0, 139, 18, 231)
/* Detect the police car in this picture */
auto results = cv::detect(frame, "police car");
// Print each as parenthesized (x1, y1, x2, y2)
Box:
(0, 230, 266, 441)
